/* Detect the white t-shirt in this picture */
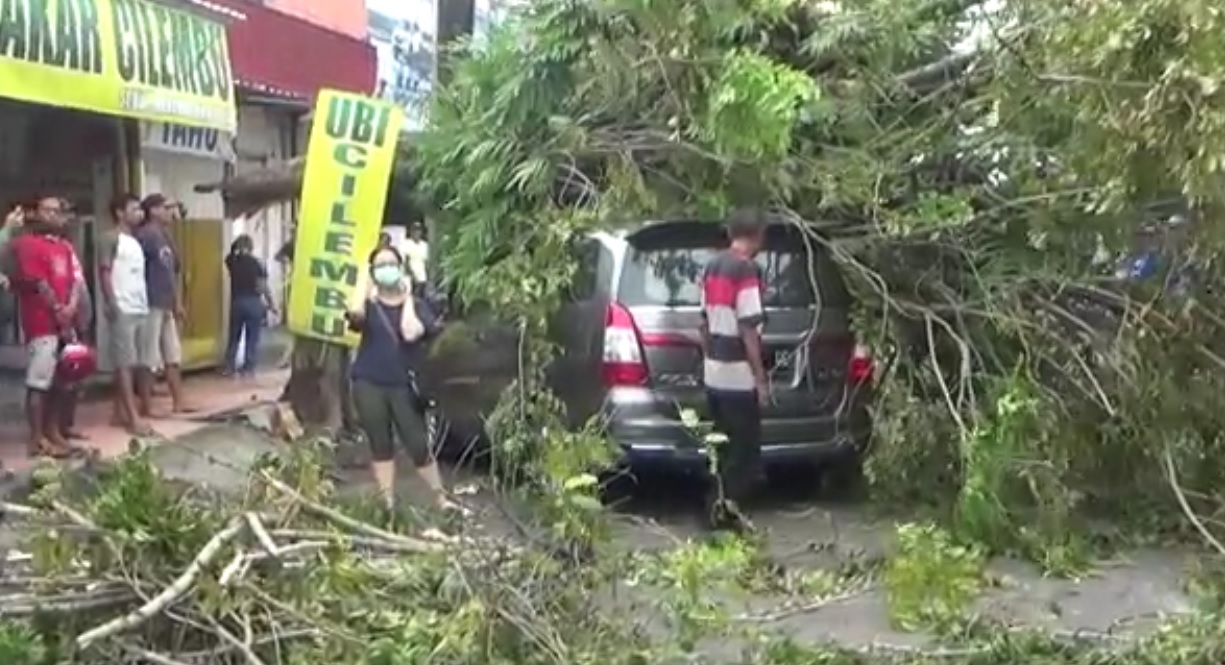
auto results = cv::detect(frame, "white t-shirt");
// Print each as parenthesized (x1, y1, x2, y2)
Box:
(401, 238, 429, 284)
(112, 232, 149, 314)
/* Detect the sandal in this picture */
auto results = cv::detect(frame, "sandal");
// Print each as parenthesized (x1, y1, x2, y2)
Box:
(437, 497, 472, 518)
(30, 441, 83, 460)
(126, 422, 158, 437)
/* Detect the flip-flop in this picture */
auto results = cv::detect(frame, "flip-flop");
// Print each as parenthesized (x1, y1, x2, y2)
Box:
(127, 423, 158, 437)
(64, 430, 90, 441)
(34, 445, 82, 460)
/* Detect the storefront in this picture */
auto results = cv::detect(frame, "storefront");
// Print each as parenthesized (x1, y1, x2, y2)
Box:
(0, 100, 127, 368)
(0, 0, 241, 372)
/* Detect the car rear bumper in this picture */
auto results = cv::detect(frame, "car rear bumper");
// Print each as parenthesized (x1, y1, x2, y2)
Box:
(614, 433, 865, 469)
(603, 388, 870, 470)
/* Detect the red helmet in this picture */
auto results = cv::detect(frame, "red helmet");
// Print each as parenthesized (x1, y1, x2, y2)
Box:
(57, 341, 98, 385)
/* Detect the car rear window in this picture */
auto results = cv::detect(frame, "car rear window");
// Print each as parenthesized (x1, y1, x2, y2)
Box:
(617, 244, 828, 308)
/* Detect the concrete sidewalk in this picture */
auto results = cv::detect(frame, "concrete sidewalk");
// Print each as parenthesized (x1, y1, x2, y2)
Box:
(0, 367, 288, 480)
(0, 328, 292, 422)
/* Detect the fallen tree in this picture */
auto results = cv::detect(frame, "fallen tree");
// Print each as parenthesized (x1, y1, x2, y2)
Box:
(410, 0, 1225, 565)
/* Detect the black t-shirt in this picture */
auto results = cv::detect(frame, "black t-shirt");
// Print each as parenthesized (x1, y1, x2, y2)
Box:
(350, 298, 440, 387)
(225, 253, 266, 299)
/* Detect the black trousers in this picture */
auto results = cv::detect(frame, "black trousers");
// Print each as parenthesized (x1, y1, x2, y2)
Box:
(352, 379, 431, 466)
(706, 389, 762, 506)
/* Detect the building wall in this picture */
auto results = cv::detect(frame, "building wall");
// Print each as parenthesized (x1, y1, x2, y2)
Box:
(266, 0, 368, 40)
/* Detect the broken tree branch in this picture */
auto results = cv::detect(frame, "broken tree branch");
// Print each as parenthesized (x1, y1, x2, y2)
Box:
(75, 516, 247, 649)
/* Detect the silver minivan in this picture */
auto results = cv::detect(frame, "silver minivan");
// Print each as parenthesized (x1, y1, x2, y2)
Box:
(550, 219, 873, 472)
(426, 219, 873, 475)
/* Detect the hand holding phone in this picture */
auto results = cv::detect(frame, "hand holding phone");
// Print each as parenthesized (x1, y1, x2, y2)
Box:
(4, 206, 24, 229)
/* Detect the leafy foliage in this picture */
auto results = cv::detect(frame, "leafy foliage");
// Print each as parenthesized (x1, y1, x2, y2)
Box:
(884, 523, 985, 631)
(412, 0, 1225, 569)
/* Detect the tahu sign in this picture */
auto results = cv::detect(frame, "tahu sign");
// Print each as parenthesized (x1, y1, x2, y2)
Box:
(0, 0, 236, 131)
(287, 89, 403, 346)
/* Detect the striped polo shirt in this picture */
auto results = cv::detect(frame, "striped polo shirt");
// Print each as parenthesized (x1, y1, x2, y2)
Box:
(701, 249, 764, 392)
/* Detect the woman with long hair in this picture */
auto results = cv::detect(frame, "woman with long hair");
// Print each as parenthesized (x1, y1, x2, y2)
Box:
(223, 234, 276, 377)
(345, 245, 462, 515)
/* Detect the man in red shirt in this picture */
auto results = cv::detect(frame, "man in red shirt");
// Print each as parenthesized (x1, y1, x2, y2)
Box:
(10, 196, 82, 458)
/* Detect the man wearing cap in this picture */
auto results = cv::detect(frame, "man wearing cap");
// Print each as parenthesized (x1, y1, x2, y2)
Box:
(135, 194, 194, 414)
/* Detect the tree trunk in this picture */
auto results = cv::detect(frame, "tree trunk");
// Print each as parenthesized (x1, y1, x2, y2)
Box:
(280, 336, 354, 433)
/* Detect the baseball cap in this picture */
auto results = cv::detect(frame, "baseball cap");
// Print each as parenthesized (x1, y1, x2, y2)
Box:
(141, 193, 168, 214)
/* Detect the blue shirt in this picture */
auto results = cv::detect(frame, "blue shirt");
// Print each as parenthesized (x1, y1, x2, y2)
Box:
(349, 297, 440, 387)
(136, 224, 179, 310)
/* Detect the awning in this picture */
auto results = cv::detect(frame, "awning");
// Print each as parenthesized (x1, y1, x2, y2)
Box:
(210, 0, 377, 104)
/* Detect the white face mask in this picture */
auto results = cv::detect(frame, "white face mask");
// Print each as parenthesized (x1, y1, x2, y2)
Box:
(372, 264, 403, 287)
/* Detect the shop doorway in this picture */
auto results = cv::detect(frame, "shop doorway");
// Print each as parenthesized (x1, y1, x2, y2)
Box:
(0, 100, 122, 369)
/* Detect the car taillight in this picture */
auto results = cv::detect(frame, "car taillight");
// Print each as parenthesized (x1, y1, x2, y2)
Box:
(602, 302, 649, 387)
(848, 343, 874, 384)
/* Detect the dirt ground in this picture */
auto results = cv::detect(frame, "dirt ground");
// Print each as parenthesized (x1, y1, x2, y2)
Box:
(0, 420, 1198, 654)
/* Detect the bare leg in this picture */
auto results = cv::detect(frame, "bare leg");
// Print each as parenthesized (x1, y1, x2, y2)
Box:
(166, 364, 195, 413)
(25, 389, 48, 456)
(135, 367, 154, 417)
(32, 390, 72, 457)
(58, 386, 87, 440)
(110, 383, 126, 426)
(371, 459, 396, 508)
(414, 461, 465, 512)
(115, 367, 153, 434)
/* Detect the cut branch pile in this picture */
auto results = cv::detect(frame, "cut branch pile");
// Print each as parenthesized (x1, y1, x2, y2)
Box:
(0, 455, 556, 665)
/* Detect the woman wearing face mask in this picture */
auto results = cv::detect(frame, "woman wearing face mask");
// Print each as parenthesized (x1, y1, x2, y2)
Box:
(345, 245, 462, 516)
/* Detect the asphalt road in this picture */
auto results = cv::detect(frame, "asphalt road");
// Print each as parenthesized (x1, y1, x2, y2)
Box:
(0, 422, 1198, 654)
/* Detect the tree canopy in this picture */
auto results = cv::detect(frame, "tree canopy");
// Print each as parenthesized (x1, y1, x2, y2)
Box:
(414, 0, 1225, 558)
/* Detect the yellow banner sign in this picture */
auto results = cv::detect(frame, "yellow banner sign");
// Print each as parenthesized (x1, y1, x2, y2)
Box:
(0, 0, 236, 131)
(288, 89, 403, 346)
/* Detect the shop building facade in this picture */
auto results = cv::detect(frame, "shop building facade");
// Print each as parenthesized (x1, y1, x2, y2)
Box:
(260, 0, 368, 40)
(0, 0, 242, 372)
(0, 0, 375, 373)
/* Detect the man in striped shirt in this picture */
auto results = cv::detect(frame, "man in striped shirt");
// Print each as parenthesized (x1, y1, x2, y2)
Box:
(700, 208, 768, 531)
